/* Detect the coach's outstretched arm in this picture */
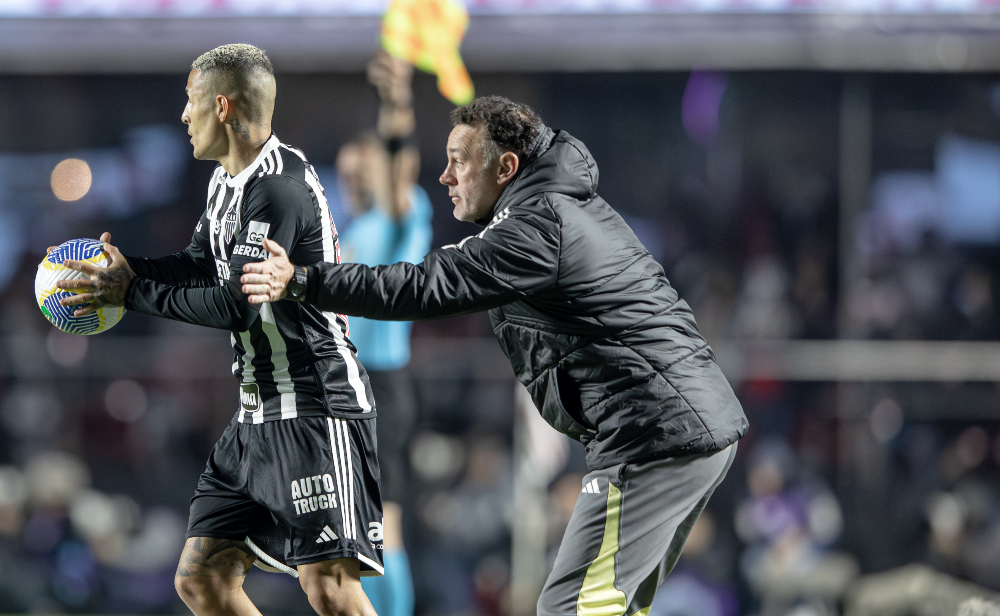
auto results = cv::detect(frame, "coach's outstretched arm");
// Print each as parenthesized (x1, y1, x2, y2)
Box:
(243, 199, 561, 321)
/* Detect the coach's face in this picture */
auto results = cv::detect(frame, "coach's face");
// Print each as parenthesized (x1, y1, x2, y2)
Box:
(440, 124, 508, 223)
(181, 70, 226, 162)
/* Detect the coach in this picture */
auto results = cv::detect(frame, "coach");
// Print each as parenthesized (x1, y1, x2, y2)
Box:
(243, 95, 748, 616)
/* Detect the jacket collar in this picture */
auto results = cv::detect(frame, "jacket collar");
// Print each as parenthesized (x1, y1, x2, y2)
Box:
(474, 125, 555, 226)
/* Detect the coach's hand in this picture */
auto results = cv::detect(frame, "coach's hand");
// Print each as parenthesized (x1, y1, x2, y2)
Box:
(56, 232, 135, 316)
(242, 237, 295, 304)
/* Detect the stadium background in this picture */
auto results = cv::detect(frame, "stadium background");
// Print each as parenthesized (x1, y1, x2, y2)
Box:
(2, 2, 1000, 615)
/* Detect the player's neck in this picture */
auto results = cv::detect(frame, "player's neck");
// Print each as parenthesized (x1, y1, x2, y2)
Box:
(219, 130, 271, 177)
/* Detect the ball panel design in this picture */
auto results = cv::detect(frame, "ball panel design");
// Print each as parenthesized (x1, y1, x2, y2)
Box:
(34, 238, 126, 336)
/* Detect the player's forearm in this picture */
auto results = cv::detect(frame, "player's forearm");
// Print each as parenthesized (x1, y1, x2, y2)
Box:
(125, 251, 215, 288)
(125, 278, 259, 330)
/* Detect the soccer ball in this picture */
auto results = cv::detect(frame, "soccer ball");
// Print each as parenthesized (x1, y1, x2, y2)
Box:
(35, 238, 126, 335)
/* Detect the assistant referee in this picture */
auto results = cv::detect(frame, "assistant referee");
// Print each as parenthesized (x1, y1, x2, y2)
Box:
(242, 95, 748, 616)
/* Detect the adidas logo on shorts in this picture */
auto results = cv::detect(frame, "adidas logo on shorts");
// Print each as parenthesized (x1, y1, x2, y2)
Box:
(316, 525, 339, 544)
(582, 478, 600, 494)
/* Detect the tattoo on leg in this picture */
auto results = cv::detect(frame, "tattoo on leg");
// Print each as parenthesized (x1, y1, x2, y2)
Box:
(176, 538, 256, 578)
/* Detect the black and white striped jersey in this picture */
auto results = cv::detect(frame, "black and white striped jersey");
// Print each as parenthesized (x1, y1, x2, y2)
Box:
(124, 135, 374, 422)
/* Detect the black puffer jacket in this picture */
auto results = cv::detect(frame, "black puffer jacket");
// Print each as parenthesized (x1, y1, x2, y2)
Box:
(305, 126, 747, 470)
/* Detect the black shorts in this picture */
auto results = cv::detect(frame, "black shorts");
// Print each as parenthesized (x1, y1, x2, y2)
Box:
(367, 369, 416, 503)
(186, 414, 384, 575)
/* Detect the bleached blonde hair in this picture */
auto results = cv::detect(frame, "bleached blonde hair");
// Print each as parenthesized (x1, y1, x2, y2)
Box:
(191, 44, 274, 122)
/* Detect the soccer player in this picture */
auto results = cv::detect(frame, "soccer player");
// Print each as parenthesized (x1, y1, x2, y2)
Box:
(55, 44, 382, 616)
(241, 96, 749, 616)
(335, 51, 431, 616)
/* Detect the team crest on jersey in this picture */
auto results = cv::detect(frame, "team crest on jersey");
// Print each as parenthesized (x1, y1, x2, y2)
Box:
(224, 206, 238, 244)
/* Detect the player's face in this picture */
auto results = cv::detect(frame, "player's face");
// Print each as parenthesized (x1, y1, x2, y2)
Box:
(181, 70, 226, 162)
(440, 124, 505, 223)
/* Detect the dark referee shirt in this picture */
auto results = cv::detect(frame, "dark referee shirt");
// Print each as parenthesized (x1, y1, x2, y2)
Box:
(124, 135, 374, 423)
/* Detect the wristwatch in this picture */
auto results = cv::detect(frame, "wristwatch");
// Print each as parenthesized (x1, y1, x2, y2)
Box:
(286, 265, 308, 302)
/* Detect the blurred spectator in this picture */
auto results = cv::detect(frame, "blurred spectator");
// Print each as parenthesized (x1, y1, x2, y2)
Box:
(735, 440, 859, 616)
(418, 433, 512, 616)
(648, 511, 740, 616)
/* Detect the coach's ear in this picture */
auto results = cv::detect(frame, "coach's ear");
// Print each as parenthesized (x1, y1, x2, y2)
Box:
(496, 151, 519, 188)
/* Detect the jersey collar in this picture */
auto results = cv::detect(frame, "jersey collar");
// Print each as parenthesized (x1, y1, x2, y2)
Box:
(225, 134, 280, 188)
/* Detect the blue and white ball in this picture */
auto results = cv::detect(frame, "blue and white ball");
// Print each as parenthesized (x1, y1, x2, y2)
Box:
(35, 238, 125, 335)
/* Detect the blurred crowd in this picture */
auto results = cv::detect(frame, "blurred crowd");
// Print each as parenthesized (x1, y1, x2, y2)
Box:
(0, 68, 999, 615)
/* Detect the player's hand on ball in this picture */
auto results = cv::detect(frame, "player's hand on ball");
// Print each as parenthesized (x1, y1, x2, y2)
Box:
(56, 232, 135, 316)
(241, 237, 294, 304)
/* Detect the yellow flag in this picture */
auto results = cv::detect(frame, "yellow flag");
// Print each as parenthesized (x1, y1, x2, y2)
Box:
(381, 0, 474, 106)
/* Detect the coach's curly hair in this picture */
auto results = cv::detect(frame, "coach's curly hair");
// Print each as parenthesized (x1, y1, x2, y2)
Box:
(451, 96, 543, 169)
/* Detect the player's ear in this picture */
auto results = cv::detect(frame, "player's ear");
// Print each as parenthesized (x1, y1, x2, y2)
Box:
(216, 95, 229, 122)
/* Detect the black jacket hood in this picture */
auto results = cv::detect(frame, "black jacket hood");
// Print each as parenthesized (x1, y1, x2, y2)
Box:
(477, 125, 599, 225)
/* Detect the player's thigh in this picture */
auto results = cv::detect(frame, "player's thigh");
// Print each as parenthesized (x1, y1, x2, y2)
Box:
(176, 536, 257, 580)
(250, 416, 384, 575)
(298, 557, 375, 615)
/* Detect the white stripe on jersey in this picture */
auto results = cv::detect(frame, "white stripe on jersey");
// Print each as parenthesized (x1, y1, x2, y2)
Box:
(327, 418, 350, 537)
(336, 418, 357, 541)
(259, 303, 298, 420)
(292, 147, 371, 412)
(233, 330, 260, 424)
(207, 173, 228, 262)
(338, 347, 372, 411)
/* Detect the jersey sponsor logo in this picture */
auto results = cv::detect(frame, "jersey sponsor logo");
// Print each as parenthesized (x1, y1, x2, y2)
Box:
(316, 525, 339, 544)
(582, 478, 601, 494)
(290, 474, 339, 516)
(368, 521, 384, 550)
(247, 220, 271, 245)
(215, 258, 231, 284)
(232, 244, 270, 259)
(240, 382, 262, 412)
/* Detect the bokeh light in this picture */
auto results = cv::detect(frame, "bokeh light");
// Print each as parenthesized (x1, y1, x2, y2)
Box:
(50, 158, 92, 201)
(104, 379, 147, 423)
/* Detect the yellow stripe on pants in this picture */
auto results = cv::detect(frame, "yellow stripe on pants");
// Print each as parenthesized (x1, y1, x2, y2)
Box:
(577, 483, 627, 616)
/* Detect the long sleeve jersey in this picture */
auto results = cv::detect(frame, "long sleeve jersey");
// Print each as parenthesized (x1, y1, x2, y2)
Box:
(123, 135, 374, 422)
